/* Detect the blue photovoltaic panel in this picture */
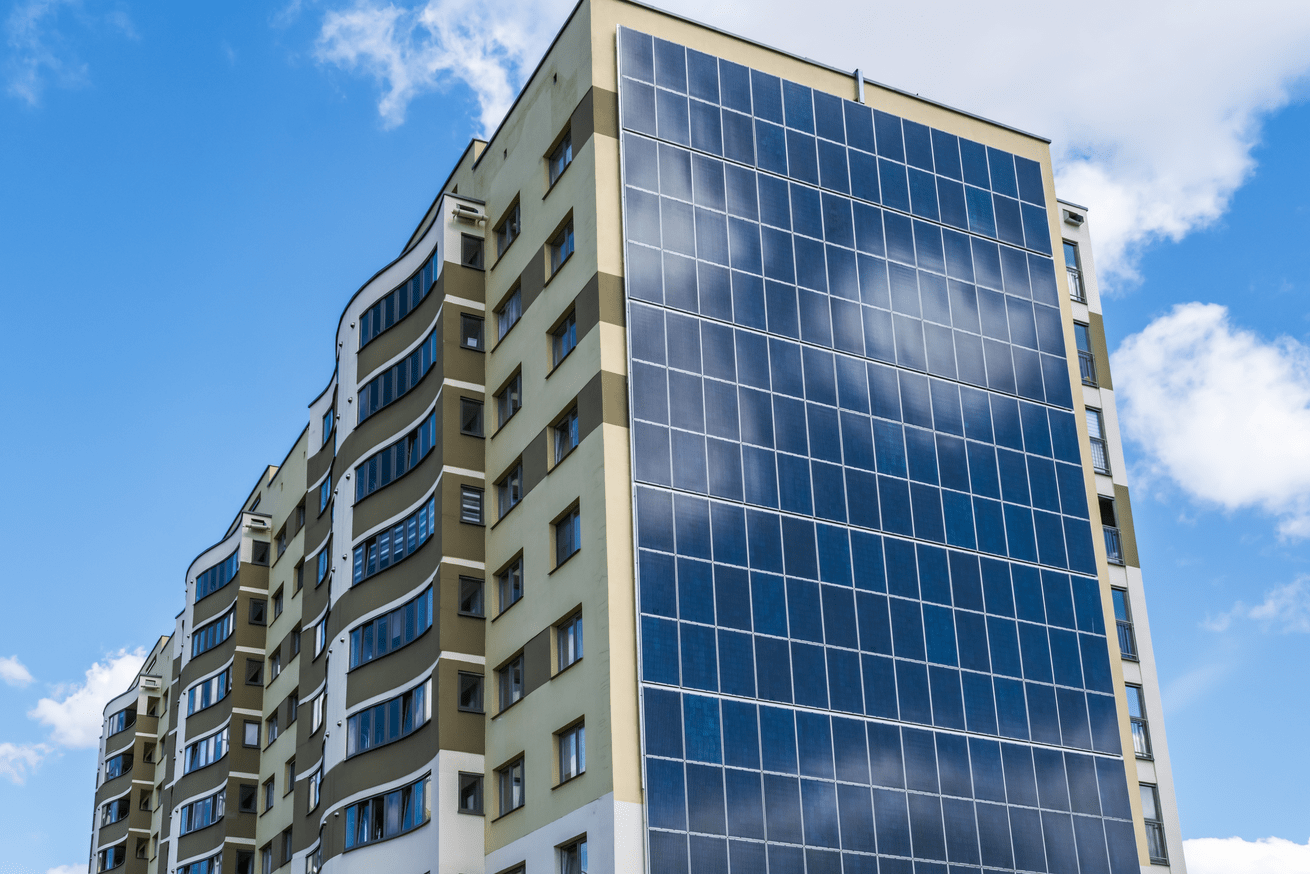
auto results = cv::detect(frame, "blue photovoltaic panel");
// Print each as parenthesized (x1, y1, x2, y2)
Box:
(619, 26, 1136, 874)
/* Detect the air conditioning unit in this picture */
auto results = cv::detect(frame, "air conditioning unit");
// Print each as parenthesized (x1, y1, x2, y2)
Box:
(1063, 209, 1085, 226)
(141, 676, 161, 691)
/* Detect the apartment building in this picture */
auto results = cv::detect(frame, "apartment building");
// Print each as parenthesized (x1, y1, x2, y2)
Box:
(88, 1, 1185, 873)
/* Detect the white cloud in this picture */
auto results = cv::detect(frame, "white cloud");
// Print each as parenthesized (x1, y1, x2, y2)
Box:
(0, 741, 50, 785)
(27, 649, 146, 749)
(314, 0, 572, 134)
(1114, 303, 1310, 536)
(312, 0, 1310, 281)
(1205, 577, 1310, 633)
(5, 0, 87, 104)
(1185, 836, 1310, 874)
(0, 655, 34, 687)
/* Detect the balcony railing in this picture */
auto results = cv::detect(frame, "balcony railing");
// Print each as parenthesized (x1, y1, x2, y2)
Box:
(1145, 822, 1169, 864)
(1104, 525, 1124, 565)
(1068, 268, 1086, 302)
(1078, 350, 1097, 386)
(1117, 619, 1138, 660)
(1089, 437, 1110, 474)
(1131, 718, 1153, 759)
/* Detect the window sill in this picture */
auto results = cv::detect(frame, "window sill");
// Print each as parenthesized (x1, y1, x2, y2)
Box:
(457, 807, 485, 816)
(545, 346, 576, 380)
(493, 697, 525, 719)
(548, 549, 581, 575)
(489, 499, 522, 530)
(548, 443, 578, 474)
(543, 252, 573, 289)
(490, 805, 525, 823)
(491, 597, 523, 623)
(544, 161, 573, 199)
(554, 655, 583, 678)
(553, 770, 585, 790)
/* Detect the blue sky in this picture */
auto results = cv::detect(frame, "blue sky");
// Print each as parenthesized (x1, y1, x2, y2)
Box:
(2, 1, 1310, 872)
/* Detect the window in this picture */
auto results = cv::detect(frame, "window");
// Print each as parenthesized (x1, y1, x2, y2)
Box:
(243, 721, 260, 748)
(187, 669, 231, 715)
(349, 587, 433, 668)
(1064, 240, 1085, 302)
(1140, 784, 1169, 863)
(106, 707, 136, 735)
(316, 545, 329, 585)
(458, 672, 484, 713)
(1100, 497, 1123, 565)
(184, 728, 228, 773)
(319, 476, 331, 514)
(550, 221, 575, 274)
(499, 656, 524, 710)
(461, 486, 484, 524)
(560, 837, 587, 874)
(355, 411, 437, 501)
(250, 599, 268, 626)
(97, 843, 126, 872)
(555, 507, 581, 566)
(1074, 321, 1097, 386)
(498, 558, 523, 613)
(101, 795, 131, 826)
(139, 788, 151, 810)
(322, 408, 335, 447)
(191, 610, 235, 658)
(1113, 588, 1138, 659)
(276, 529, 287, 558)
(458, 576, 485, 617)
(1086, 408, 1110, 473)
(106, 754, 132, 780)
(549, 132, 573, 186)
(495, 202, 521, 257)
(263, 778, 276, 812)
(237, 850, 254, 874)
(558, 612, 583, 670)
(460, 313, 485, 350)
(196, 549, 239, 600)
(498, 464, 523, 518)
(296, 503, 305, 531)
(359, 248, 438, 349)
(458, 772, 484, 814)
(251, 541, 270, 566)
(346, 679, 430, 756)
(462, 235, 484, 270)
(554, 408, 579, 463)
(1126, 684, 1153, 759)
(307, 769, 322, 813)
(558, 722, 585, 783)
(266, 713, 279, 745)
(497, 373, 523, 426)
(498, 758, 525, 815)
(460, 398, 484, 436)
(180, 789, 225, 834)
(179, 850, 221, 874)
(238, 784, 257, 813)
(281, 830, 294, 866)
(552, 311, 577, 366)
(357, 328, 439, 423)
(352, 496, 437, 584)
(295, 561, 305, 592)
(246, 658, 264, 686)
(343, 776, 430, 849)
(315, 618, 329, 658)
(287, 692, 299, 723)
(312, 694, 326, 734)
(497, 286, 522, 339)
(260, 845, 273, 874)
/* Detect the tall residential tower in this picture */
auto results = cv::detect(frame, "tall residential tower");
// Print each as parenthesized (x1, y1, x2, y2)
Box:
(89, 2, 1185, 873)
